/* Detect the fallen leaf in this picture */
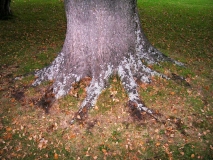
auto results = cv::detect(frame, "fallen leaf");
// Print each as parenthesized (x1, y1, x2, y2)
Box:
(102, 149, 107, 154)
(6, 127, 12, 132)
(77, 115, 81, 120)
(3, 132, 12, 140)
(180, 152, 184, 155)
(54, 153, 58, 159)
(69, 133, 76, 139)
(38, 138, 48, 150)
(170, 92, 175, 95)
(170, 134, 175, 138)
(139, 83, 147, 89)
(10, 98, 15, 103)
(155, 142, 161, 147)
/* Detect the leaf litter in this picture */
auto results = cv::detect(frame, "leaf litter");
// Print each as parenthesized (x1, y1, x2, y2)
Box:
(1, 0, 213, 159)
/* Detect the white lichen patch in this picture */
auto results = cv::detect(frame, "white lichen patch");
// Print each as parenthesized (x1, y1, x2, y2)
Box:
(118, 54, 154, 112)
(32, 52, 65, 86)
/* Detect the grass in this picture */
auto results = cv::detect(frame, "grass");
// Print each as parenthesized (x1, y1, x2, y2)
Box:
(0, 0, 213, 159)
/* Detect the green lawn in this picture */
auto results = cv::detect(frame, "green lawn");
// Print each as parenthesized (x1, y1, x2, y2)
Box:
(0, 0, 213, 159)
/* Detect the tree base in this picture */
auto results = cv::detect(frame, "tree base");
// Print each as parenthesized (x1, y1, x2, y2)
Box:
(32, 0, 187, 122)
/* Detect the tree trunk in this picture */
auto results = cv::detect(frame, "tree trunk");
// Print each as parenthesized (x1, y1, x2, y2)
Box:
(0, 0, 11, 19)
(33, 0, 183, 120)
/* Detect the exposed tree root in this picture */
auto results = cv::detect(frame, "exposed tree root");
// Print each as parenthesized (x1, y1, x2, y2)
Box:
(38, 86, 56, 113)
(127, 102, 188, 136)
(171, 73, 190, 87)
(32, 48, 187, 123)
(70, 107, 89, 125)
(127, 100, 163, 122)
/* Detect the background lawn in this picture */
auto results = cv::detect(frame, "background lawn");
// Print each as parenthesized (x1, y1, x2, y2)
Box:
(0, 0, 213, 159)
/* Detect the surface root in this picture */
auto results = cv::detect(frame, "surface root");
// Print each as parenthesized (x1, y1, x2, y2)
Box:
(171, 73, 190, 87)
(38, 86, 56, 113)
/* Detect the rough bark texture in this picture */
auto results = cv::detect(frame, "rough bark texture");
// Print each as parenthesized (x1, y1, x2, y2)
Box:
(33, 0, 183, 120)
(0, 0, 11, 19)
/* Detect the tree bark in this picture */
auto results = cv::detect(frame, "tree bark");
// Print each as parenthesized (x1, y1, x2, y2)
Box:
(0, 0, 11, 19)
(33, 0, 183, 120)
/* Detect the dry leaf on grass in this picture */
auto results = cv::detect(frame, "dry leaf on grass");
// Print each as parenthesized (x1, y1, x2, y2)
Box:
(38, 138, 48, 150)
(54, 153, 58, 159)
